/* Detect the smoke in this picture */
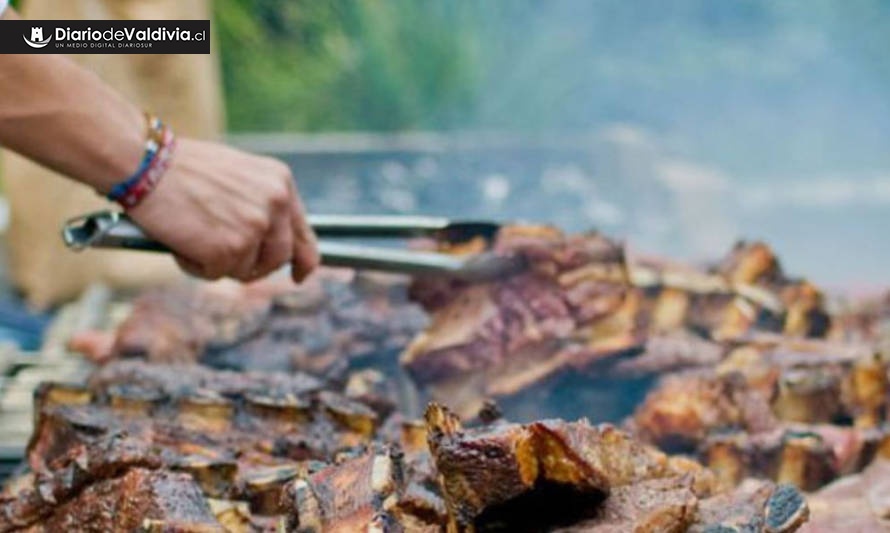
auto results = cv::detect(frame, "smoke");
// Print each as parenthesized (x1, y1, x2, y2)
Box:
(453, 0, 890, 285)
(246, 1, 890, 286)
(463, 1, 890, 170)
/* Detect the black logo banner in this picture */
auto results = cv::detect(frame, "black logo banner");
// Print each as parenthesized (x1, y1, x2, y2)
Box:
(0, 20, 210, 54)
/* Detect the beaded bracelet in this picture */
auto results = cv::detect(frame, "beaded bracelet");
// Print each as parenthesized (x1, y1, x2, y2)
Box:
(106, 113, 176, 209)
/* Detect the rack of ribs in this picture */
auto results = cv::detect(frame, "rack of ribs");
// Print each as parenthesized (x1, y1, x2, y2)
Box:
(277, 403, 808, 532)
(1, 358, 395, 531)
(13, 224, 890, 531)
(629, 336, 889, 490)
(402, 226, 831, 418)
(3, 372, 813, 532)
(70, 271, 428, 377)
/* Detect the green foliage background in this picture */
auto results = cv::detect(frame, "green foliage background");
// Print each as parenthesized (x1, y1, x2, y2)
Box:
(214, 1, 890, 147)
(214, 0, 483, 132)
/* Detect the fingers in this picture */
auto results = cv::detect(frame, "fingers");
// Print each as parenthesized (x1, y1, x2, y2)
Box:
(249, 205, 293, 280)
(174, 255, 218, 280)
(222, 204, 270, 281)
(132, 141, 319, 284)
(288, 183, 320, 282)
(229, 243, 264, 282)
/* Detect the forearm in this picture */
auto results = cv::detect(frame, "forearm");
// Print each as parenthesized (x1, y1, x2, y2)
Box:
(0, 7, 318, 282)
(0, 8, 144, 193)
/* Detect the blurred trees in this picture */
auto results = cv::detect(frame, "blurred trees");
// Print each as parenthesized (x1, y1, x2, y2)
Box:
(214, 0, 482, 131)
(215, 0, 890, 172)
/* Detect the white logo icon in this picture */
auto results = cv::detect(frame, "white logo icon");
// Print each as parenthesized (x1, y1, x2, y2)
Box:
(24, 27, 52, 48)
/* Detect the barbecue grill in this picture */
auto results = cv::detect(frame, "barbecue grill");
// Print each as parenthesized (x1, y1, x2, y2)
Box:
(2, 134, 889, 531)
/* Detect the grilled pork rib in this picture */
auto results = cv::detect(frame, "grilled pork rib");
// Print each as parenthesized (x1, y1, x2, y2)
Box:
(404, 227, 831, 418)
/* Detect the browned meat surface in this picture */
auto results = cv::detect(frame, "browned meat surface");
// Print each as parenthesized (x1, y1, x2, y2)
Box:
(110, 280, 275, 364)
(0, 433, 161, 531)
(424, 403, 715, 531)
(692, 480, 809, 532)
(41, 361, 389, 468)
(630, 371, 779, 452)
(12, 227, 890, 532)
(1, 465, 218, 533)
(557, 478, 807, 533)
(404, 228, 831, 418)
(802, 458, 890, 532)
(554, 477, 699, 533)
(283, 445, 447, 532)
(702, 424, 889, 491)
(5, 378, 813, 533)
(72, 272, 427, 376)
(2, 360, 396, 531)
(629, 334, 890, 490)
(42, 470, 218, 533)
(403, 228, 633, 417)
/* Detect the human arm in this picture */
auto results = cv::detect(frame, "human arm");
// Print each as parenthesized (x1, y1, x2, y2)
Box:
(0, 7, 318, 281)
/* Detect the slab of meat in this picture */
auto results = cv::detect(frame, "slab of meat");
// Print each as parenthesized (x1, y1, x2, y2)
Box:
(632, 335, 886, 439)
(0, 431, 218, 533)
(703, 424, 889, 491)
(6, 369, 813, 533)
(629, 336, 890, 490)
(422, 403, 807, 533)
(3, 359, 397, 531)
(71, 272, 427, 377)
(424, 402, 695, 530)
(403, 228, 832, 418)
(0, 433, 162, 531)
(425, 403, 698, 530)
(26, 469, 219, 533)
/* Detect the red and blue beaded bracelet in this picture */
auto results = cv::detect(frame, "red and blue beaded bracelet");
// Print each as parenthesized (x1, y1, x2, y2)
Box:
(106, 113, 177, 209)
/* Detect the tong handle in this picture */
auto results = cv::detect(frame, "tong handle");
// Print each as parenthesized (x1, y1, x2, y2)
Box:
(307, 214, 451, 238)
(61, 211, 525, 282)
(62, 212, 169, 252)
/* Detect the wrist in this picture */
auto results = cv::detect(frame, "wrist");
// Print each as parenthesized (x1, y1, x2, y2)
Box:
(89, 105, 148, 195)
(104, 113, 178, 209)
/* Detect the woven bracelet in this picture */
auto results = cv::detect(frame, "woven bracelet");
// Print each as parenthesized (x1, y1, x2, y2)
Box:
(107, 113, 176, 209)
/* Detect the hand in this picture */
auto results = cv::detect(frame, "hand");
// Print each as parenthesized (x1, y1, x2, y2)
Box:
(127, 138, 319, 282)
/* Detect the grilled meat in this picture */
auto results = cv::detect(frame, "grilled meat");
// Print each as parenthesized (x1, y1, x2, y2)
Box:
(692, 480, 808, 533)
(11, 226, 890, 531)
(424, 403, 711, 531)
(71, 272, 427, 377)
(282, 444, 448, 532)
(6, 375, 812, 532)
(554, 477, 699, 533)
(404, 228, 831, 418)
(702, 424, 889, 491)
(2, 360, 393, 531)
(630, 336, 890, 490)
(802, 458, 890, 532)
(8, 468, 219, 533)
(421, 403, 810, 533)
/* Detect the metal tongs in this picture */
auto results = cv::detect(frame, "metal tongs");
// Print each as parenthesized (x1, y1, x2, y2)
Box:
(62, 211, 526, 282)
